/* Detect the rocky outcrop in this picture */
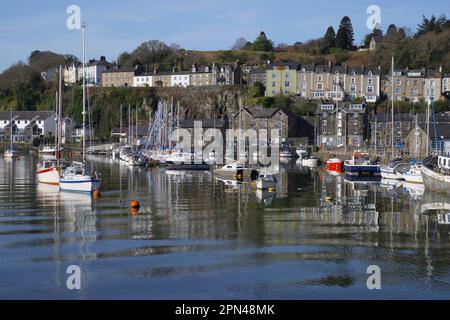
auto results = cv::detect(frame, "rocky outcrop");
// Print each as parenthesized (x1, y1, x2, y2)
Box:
(153, 86, 245, 119)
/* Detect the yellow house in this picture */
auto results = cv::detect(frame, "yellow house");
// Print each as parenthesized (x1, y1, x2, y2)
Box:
(266, 62, 298, 96)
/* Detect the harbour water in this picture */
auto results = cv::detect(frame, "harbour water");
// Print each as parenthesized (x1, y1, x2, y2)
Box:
(0, 155, 449, 299)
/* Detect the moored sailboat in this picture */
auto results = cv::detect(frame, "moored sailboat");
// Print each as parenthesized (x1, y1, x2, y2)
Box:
(59, 25, 101, 194)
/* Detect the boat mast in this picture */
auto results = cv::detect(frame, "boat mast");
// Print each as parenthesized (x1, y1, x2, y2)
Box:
(81, 23, 87, 168)
(119, 104, 122, 145)
(10, 108, 13, 150)
(57, 65, 62, 166)
(55, 91, 58, 154)
(391, 56, 394, 158)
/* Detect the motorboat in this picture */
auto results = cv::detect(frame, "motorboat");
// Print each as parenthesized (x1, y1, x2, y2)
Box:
(344, 151, 380, 174)
(256, 173, 277, 190)
(380, 159, 410, 180)
(215, 162, 259, 181)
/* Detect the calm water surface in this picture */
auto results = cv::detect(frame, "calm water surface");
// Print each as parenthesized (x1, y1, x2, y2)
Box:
(0, 155, 449, 299)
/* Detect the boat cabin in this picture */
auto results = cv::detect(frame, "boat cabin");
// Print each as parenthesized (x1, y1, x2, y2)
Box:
(438, 155, 450, 173)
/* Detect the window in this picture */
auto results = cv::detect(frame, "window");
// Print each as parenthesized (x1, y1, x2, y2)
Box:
(353, 112, 358, 118)
(351, 77, 356, 84)
(301, 75, 305, 81)
(285, 73, 289, 78)
(368, 71, 373, 76)
(367, 86, 373, 93)
(396, 79, 401, 85)
(350, 85, 356, 92)
(394, 87, 400, 94)
(272, 73, 276, 78)
(368, 78, 373, 85)
(272, 82, 276, 87)
(318, 75, 323, 82)
(285, 81, 290, 87)
(322, 120, 327, 126)
(317, 83, 323, 90)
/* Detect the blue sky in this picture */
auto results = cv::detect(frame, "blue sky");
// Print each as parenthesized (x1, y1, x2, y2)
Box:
(0, 0, 448, 72)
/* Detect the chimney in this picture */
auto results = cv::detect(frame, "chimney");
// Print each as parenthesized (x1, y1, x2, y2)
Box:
(328, 61, 331, 67)
(439, 65, 443, 73)
(100, 56, 106, 62)
(153, 67, 157, 74)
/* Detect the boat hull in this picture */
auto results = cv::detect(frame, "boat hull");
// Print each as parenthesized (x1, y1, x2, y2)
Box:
(59, 177, 101, 193)
(37, 167, 60, 185)
(422, 165, 450, 194)
(344, 164, 380, 174)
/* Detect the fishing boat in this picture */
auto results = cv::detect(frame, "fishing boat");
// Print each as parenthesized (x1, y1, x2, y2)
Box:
(256, 173, 277, 190)
(421, 155, 450, 194)
(344, 151, 380, 174)
(301, 156, 319, 168)
(326, 158, 343, 172)
(215, 162, 258, 181)
(401, 165, 423, 183)
(59, 25, 101, 194)
(380, 158, 410, 180)
(37, 159, 69, 185)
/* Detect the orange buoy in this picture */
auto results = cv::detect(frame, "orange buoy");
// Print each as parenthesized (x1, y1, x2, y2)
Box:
(130, 200, 140, 209)
(93, 189, 101, 198)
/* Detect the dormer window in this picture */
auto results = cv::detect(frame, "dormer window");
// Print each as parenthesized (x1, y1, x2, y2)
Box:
(368, 71, 373, 76)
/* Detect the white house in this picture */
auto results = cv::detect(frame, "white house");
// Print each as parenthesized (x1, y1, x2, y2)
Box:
(61, 117, 77, 144)
(171, 72, 190, 87)
(133, 73, 154, 87)
(63, 64, 79, 85)
(78, 57, 110, 87)
(0, 111, 56, 143)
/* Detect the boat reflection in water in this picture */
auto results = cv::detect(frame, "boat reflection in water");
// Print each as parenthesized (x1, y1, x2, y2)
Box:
(3, 155, 450, 299)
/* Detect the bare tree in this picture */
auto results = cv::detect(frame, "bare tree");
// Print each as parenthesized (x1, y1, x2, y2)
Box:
(232, 37, 248, 50)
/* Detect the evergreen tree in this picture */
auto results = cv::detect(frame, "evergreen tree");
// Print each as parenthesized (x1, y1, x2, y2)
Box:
(323, 26, 336, 51)
(385, 24, 398, 41)
(335, 16, 354, 50)
(252, 32, 274, 51)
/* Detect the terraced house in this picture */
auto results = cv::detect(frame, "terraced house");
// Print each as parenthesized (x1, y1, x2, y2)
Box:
(384, 67, 445, 102)
(266, 62, 381, 102)
(266, 62, 298, 96)
(316, 102, 368, 150)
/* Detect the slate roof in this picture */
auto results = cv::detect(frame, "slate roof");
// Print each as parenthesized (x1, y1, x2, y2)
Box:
(179, 119, 225, 129)
(101, 68, 136, 74)
(267, 61, 299, 70)
(315, 65, 331, 73)
(0, 111, 55, 121)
